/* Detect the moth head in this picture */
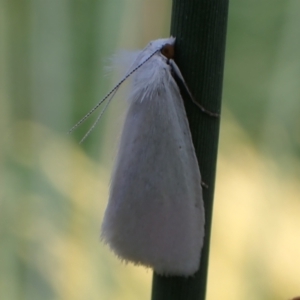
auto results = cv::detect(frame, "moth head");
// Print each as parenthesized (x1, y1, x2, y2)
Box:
(147, 36, 176, 55)
(161, 44, 174, 60)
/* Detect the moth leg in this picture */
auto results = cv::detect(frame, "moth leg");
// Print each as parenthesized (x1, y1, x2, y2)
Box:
(201, 181, 209, 189)
(191, 100, 219, 118)
(169, 59, 219, 118)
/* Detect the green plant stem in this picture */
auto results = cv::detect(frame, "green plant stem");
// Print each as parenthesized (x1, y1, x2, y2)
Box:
(151, 0, 229, 299)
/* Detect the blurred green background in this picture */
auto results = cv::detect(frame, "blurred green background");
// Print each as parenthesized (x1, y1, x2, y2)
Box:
(1, 1, 300, 299)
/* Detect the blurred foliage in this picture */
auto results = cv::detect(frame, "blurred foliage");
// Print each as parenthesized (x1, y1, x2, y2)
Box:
(1, 0, 300, 300)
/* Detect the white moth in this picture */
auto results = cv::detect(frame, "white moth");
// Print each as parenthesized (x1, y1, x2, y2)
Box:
(70, 37, 205, 276)
(102, 37, 204, 277)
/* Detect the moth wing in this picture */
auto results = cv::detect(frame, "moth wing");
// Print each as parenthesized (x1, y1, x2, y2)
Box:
(101, 79, 204, 276)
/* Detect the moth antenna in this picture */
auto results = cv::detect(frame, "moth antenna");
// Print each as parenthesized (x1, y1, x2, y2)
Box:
(79, 87, 119, 144)
(68, 49, 160, 135)
(169, 59, 219, 117)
